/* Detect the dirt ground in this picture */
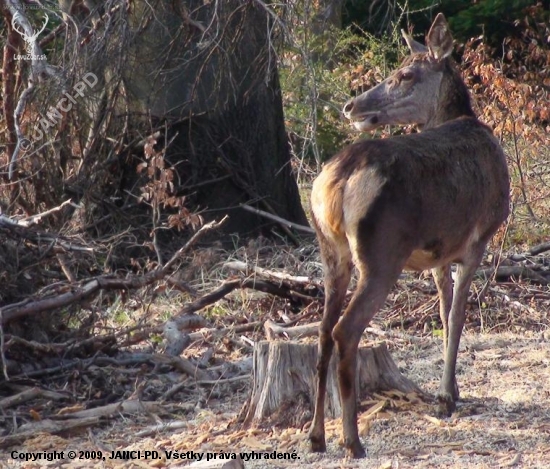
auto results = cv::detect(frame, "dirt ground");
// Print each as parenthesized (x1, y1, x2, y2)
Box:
(4, 327, 550, 469)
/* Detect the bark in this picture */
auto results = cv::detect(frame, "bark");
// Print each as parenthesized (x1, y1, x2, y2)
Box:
(124, 0, 308, 236)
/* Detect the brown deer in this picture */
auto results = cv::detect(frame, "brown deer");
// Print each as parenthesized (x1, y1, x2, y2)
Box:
(308, 13, 510, 458)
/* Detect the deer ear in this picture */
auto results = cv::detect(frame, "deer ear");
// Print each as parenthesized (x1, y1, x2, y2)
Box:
(401, 29, 427, 54)
(426, 13, 453, 61)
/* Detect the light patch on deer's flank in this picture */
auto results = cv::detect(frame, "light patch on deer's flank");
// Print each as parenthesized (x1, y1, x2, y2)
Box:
(310, 165, 345, 239)
(342, 167, 384, 232)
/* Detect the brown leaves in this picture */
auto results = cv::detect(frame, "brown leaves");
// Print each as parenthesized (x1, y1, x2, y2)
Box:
(138, 136, 203, 231)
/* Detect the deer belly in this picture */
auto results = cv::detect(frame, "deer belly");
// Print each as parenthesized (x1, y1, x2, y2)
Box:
(404, 249, 442, 271)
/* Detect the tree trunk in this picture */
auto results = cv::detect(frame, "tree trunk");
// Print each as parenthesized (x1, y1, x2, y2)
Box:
(242, 340, 424, 428)
(124, 0, 308, 237)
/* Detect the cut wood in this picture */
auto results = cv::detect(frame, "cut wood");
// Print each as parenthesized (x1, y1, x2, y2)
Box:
(242, 340, 424, 428)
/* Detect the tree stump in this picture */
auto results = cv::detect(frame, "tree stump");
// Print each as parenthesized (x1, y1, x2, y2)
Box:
(242, 340, 423, 428)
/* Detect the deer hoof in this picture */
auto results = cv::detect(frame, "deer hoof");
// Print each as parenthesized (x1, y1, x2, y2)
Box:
(340, 436, 366, 458)
(346, 440, 367, 459)
(436, 392, 457, 416)
(309, 434, 326, 453)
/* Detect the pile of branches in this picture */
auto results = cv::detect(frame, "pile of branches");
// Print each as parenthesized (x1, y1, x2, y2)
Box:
(0, 212, 326, 447)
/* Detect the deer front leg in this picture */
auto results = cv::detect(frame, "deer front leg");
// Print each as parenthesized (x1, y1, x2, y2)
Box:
(438, 252, 483, 414)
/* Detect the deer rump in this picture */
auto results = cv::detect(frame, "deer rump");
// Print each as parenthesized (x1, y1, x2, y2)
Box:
(311, 116, 509, 271)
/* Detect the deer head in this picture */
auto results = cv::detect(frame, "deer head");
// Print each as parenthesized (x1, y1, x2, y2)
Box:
(343, 13, 464, 131)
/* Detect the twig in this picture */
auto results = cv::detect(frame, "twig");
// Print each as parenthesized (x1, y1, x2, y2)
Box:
(196, 375, 250, 385)
(162, 217, 228, 273)
(224, 260, 317, 285)
(134, 419, 192, 437)
(187, 322, 262, 342)
(240, 204, 315, 234)
(20, 199, 74, 226)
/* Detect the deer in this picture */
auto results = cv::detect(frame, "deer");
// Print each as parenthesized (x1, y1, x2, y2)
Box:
(308, 13, 510, 459)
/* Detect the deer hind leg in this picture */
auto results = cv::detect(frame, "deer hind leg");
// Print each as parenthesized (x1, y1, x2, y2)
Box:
(332, 265, 404, 458)
(309, 235, 352, 453)
(437, 246, 485, 415)
(432, 264, 453, 356)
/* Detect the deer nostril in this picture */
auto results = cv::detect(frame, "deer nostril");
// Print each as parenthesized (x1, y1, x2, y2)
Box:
(343, 100, 354, 115)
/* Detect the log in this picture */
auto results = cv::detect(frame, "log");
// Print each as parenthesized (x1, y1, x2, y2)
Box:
(242, 340, 424, 427)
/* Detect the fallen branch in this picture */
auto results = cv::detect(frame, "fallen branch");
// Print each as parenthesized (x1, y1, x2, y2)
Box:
(264, 320, 426, 345)
(0, 386, 68, 410)
(240, 204, 314, 235)
(476, 265, 548, 285)
(224, 260, 317, 285)
(188, 322, 262, 342)
(56, 399, 162, 420)
(0, 417, 100, 449)
(135, 419, 191, 437)
(530, 242, 550, 256)
(8, 352, 213, 382)
(264, 319, 318, 340)
(173, 278, 318, 322)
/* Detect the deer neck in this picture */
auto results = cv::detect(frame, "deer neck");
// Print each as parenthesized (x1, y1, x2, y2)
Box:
(424, 63, 475, 130)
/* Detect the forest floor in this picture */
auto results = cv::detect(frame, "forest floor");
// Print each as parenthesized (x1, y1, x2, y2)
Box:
(2, 240, 550, 469)
(6, 330, 550, 469)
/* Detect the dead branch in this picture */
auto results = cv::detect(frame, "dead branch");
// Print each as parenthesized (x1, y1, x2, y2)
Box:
(264, 319, 318, 340)
(224, 260, 317, 285)
(172, 277, 318, 323)
(8, 351, 213, 382)
(196, 375, 250, 385)
(56, 399, 162, 420)
(0, 386, 68, 410)
(240, 203, 315, 234)
(187, 322, 262, 342)
(509, 241, 550, 261)
(19, 199, 75, 226)
(476, 265, 548, 285)
(264, 320, 426, 345)
(529, 242, 550, 256)
(135, 419, 192, 437)
(0, 417, 100, 449)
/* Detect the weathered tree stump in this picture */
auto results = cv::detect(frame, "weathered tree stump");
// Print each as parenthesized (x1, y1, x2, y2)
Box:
(242, 340, 423, 427)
